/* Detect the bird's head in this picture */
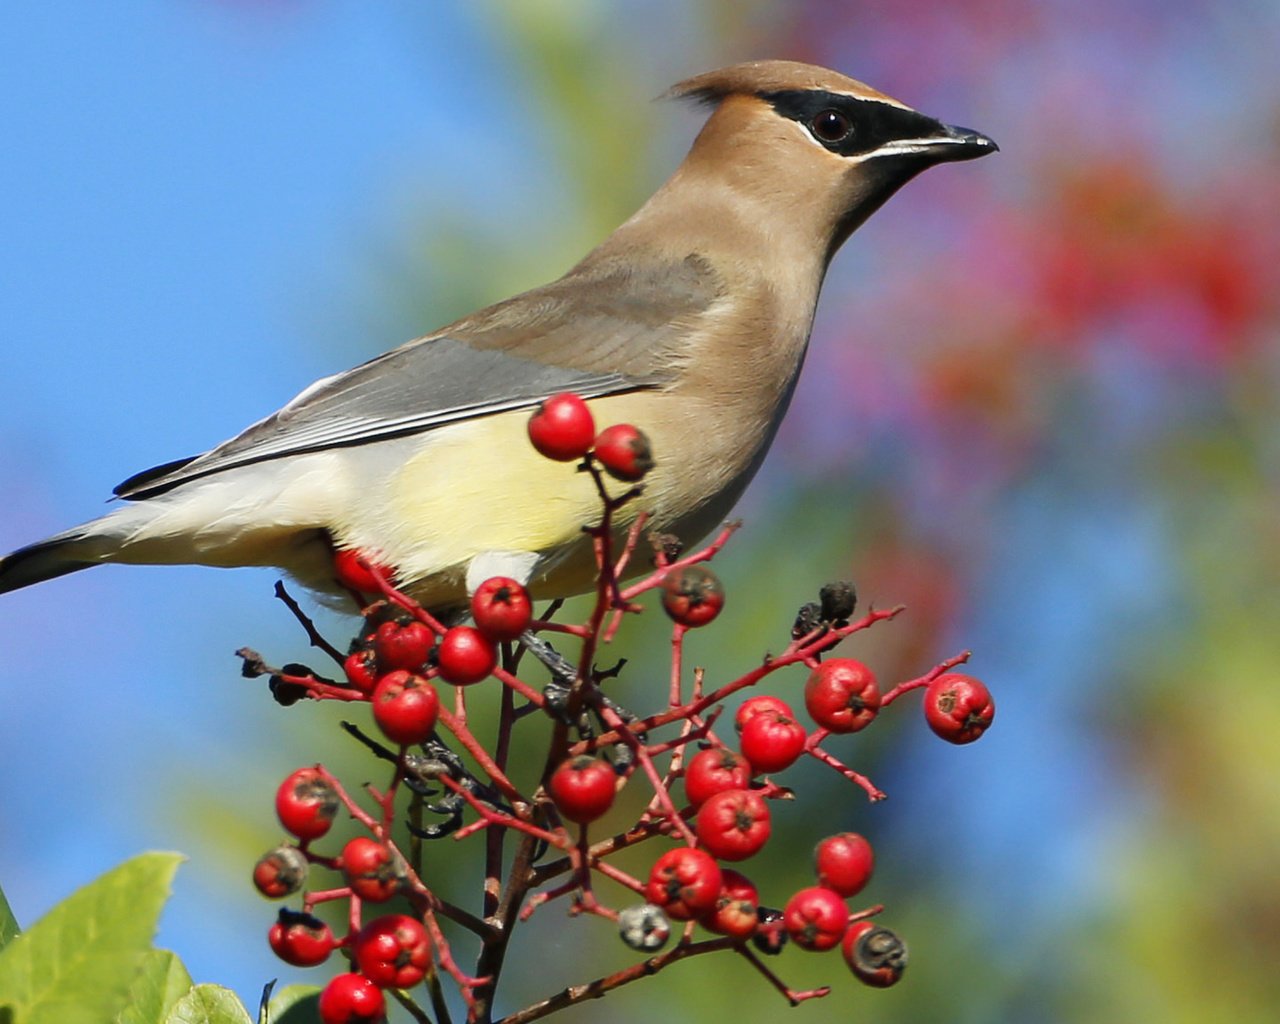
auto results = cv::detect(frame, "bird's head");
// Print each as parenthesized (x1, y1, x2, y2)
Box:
(666, 60, 997, 262)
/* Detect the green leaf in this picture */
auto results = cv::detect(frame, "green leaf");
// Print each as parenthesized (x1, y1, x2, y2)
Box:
(162, 985, 253, 1024)
(116, 949, 193, 1024)
(262, 984, 321, 1024)
(0, 883, 18, 950)
(0, 852, 182, 1024)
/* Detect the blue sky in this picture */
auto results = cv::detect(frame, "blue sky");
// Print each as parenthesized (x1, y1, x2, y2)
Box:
(0, 3, 722, 1008)
(3, 3, 1275, 1019)
(0, 1, 531, 1001)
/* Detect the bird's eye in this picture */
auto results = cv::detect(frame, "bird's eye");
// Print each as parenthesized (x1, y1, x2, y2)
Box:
(810, 109, 853, 144)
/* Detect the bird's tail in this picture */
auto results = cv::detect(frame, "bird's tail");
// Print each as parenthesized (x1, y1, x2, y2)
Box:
(0, 528, 114, 595)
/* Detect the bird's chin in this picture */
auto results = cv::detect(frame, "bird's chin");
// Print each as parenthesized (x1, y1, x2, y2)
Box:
(826, 172, 918, 261)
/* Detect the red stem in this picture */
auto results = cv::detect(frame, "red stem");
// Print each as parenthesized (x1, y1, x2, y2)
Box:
(880, 649, 972, 706)
(436, 707, 527, 806)
(804, 731, 886, 802)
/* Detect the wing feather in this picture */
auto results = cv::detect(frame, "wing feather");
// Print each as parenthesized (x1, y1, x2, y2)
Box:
(114, 253, 721, 499)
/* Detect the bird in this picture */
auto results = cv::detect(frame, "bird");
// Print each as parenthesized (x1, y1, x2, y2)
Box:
(0, 60, 996, 613)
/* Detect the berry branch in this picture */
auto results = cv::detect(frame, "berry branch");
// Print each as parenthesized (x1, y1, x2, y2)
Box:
(247, 393, 996, 1023)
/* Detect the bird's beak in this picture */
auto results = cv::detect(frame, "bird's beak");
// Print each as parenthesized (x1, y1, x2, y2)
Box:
(919, 122, 999, 163)
(861, 117, 998, 167)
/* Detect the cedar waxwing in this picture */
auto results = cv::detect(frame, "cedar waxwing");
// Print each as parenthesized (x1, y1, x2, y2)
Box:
(0, 60, 996, 611)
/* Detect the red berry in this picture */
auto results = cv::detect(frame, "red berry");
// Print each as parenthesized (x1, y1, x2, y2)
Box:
(372, 619, 434, 672)
(372, 671, 440, 746)
(661, 565, 725, 627)
(804, 658, 881, 733)
(343, 648, 379, 695)
(720, 868, 759, 905)
(355, 913, 431, 989)
(645, 847, 723, 921)
(527, 393, 596, 461)
(738, 709, 807, 774)
(268, 909, 335, 967)
(333, 547, 397, 595)
(923, 673, 995, 744)
(548, 756, 617, 825)
(318, 972, 387, 1024)
(683, 747, 751, 809)
(253, 845, 309, 899)
(275, 767, 339, 842)
(592, 423, 654, 481)
(842, 920, 908, 987)
(734, 695, 794, 733)
(470, 576, 534, 642)
(701, 868, 759, 939)
(695, 789, 772, 862)
(814, 832, 874, 898)
(436, 626, 496, 686)
(783, 886, 848, 952)
(341, 837, 404, 903)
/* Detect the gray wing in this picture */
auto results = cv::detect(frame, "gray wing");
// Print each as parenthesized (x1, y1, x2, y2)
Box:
(114, 253, 721, 500)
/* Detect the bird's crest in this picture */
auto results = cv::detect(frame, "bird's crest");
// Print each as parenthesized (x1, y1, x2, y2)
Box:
(663, 59, 909, 110)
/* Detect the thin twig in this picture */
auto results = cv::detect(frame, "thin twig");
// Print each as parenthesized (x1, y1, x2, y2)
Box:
(494, 938, 739, 1024)
(273, 581, 346, 664)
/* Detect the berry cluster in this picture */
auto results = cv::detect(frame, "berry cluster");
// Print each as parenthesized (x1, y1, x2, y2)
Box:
(240, 393, 994, 1023)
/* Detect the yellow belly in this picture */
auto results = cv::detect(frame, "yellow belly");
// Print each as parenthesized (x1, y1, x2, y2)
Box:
(328, 391, 760, 611)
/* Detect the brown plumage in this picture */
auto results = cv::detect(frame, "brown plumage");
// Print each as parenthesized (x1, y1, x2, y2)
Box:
(0, 60, 996, 607)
